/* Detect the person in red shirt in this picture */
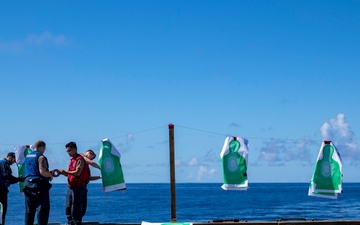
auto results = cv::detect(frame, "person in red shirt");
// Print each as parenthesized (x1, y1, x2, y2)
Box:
(59, 142, 90, 225)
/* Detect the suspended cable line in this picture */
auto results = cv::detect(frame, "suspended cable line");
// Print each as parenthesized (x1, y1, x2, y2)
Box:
(174, 124, 359, 142)
(0, 124, 358, 147)
(109, 125, 167, 140)
(175, 124, 228, 137)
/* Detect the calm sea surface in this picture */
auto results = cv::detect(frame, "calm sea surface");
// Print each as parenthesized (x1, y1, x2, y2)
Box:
(4, 183, 360, 224)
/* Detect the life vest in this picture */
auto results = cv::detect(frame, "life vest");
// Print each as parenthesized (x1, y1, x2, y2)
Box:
(25, 151, 50, 181)
(68, 154, 90, 187)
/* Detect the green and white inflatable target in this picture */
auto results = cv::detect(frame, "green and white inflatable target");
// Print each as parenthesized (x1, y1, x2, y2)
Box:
(220, 137, 249, 191)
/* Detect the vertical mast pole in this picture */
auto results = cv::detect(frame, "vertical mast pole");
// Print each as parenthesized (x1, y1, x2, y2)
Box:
(168, 123, 176, 222)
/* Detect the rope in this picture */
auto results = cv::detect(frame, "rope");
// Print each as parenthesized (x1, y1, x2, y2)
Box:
(174, 124, 229, 137)
(0, 125, 167, 146)
(174, 124, 359, 142)
(0, 124, 358, 147)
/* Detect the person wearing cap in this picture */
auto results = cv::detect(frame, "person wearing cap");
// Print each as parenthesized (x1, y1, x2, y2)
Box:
(24, 140, 53, 225)
(0, 152, 23, 225)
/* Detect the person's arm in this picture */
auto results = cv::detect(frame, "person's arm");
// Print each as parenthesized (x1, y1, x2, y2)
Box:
(62, 158, 84, 176)
(81, 154, 101, 170)
(88, 160, 101, 170)
(7, 174, 20, 184)
(38, 156, 53, 181)
(89, 175, 102, 181)
(2, 162, 20, 184)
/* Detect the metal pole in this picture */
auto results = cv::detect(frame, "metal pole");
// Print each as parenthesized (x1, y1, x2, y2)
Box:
(168, 123, 176, 222)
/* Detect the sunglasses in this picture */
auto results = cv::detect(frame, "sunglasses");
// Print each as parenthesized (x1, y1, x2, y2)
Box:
(66, 148, 75, 153)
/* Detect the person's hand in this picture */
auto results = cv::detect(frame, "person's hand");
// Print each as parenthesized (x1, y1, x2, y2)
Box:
(50, 169, 61, 177)
(58, 169, 67, 175)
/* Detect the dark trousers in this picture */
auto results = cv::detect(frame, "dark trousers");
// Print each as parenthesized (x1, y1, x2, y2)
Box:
(24, 181, 50, 225)
(66, 185, 87, 225)
(0, 187, 8, 225)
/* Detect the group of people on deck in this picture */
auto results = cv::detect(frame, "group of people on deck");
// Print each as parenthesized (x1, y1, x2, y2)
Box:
(0, 140, 101, 225)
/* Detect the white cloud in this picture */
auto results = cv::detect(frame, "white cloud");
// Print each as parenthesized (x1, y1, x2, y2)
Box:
(188, 157, 198, 166)
(326, 114, 354, 137)
(295, 138, 309, 149)
(126, 132, 134, 141)
(25, 32, 66, 46)
(258, 137, 316, 165)
(0, 40, 22, 52)
(115, 132, 135, 153)
(175, 159, 182, 167)
(259, 151, 278, 162)
(320, 113, 353, 139)
(257, 113, 358, 165)
(175, 157, 200, 167)
(203, 149, 220, 163)
(0, 32, 68, 52)
(319, 113, 358, 160)
(197, 165, 216, 181)
(287, 137, 316, 163)
(258, 113, 360, 166)
(258, 139, 284, 162)
(125, 132, 134, 148)
(184, 172, 195, 181)
(320, 122, 332, 140)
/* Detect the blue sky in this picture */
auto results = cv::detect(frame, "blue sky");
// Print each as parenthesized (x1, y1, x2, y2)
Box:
(0, 1, 359, 184)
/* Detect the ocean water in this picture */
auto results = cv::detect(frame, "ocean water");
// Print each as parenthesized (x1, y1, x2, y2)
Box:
(4, 183, 360, 224)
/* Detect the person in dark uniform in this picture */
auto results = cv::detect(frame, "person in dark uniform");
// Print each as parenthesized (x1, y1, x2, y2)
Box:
(24, 140, 53, 225)
(0, 152, 22, 225)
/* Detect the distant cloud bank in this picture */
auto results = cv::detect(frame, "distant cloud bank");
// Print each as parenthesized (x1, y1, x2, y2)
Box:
(258, 113, 358, 165)
(320, 113, 358, 160)
(25, 32, 67, 46)
(0, 31, 68, 52)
